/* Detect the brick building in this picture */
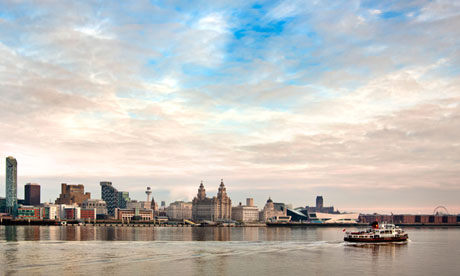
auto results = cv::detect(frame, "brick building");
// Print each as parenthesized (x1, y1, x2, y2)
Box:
(55, 183, 91, 205)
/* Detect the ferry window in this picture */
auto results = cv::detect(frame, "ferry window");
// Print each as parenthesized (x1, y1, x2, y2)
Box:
(457, 216, 460, 223)
(429, 216, 434, 223)
(415, 216, 421, 223)
(442, 216, 448, 223)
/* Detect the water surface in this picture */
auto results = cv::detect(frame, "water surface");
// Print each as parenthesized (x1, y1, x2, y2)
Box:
(1, 226, 459, 275)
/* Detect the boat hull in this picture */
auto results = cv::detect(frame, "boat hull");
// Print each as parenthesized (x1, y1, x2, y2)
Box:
(344, 236, 408, 243)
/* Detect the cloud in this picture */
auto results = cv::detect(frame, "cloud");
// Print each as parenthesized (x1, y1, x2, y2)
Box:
(0, 0, 459, 212)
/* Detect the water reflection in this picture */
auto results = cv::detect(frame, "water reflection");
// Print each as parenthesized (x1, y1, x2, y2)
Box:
(0, 226, 337, 242)
(0, 226, 459, 276)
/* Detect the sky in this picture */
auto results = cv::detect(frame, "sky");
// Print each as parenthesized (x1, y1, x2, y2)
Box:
(0, 0, 459, 214)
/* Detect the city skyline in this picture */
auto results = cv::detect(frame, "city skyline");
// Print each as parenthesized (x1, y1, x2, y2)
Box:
(1, 156, 457, 215)
(1, 1, 459, 213)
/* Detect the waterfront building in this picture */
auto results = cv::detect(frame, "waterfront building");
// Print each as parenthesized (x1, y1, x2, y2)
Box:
(24, 183, 40, 206)
(115, 208, 154, 221)
(43, 204, 59, 220)
(6, 156, 18, 215)
(231, 198, 259, 222)
(359, 213, 460, 224)
(63, 207, 95, 220)
(192, 180, 232, 221)
(80, 208, 96, 220)
(308, 212, 359, 223)
(259, 197, 287, 222)
(17, 206, 44, 220)
(82, 199, 108, 217)
(64, 207, 81, 220)
(166, 201, 192, 220)
(55, 204, 78, 219)
(286, 208, 309, 222)
(101, 181, 131, 216)
(55, 183, 91, 205)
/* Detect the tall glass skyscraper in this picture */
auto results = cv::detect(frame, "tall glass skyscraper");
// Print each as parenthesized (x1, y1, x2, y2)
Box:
(6, 156, 18, 215)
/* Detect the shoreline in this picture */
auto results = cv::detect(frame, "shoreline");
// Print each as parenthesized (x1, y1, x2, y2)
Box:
(1, 220, 460, 227)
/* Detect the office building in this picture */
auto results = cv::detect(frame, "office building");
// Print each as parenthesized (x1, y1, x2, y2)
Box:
(115, 208, 154, 221)
(0, 197, 6, 213)
(82, 199, 108, 217)
(101, 181, 131, 216)
(166, 201, 192, 220)
(118, 191, 131, 209)
(232, 198, 259, 222)
(24, 183, 40, 206)
(5, 156, 18, 215)
(17, 206, 43, 220)
(55, 183, 91, 205)
(43, 204, 59, 220)
(192, 180, 232, 221)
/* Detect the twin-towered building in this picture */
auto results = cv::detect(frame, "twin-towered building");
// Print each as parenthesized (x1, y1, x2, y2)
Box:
(192, 180, 232, 221)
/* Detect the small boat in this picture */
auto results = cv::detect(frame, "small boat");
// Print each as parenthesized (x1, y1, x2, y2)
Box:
(344, 221, 408, 243)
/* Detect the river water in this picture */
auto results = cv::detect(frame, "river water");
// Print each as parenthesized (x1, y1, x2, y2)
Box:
(0, 226, 459, 275)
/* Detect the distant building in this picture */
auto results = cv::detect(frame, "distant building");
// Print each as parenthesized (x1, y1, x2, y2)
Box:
(232, 198, 259, 222)
(359, 214, 460, 224)
(259, 197, 287, 221)
(101, 181, 131, 216)
(192, 180, 232, 221)
(6, 156, 18, 215)
(82, 199, 108, 217)
(306, 196, 336, 214)
(126, 200, 149, 210)
(166, 201, 192, 220)
(24, 183, 41, 206)
(55, 183, 91, 205)
(316, 196, 323, 210)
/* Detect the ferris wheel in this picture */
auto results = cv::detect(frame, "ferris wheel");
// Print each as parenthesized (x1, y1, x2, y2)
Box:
(433, 206, 449, 215)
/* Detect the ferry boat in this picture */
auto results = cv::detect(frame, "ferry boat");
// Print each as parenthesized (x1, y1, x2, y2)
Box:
(344, 221, 408, 243)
